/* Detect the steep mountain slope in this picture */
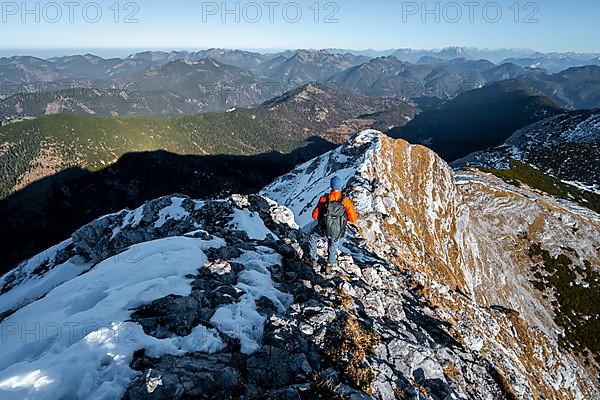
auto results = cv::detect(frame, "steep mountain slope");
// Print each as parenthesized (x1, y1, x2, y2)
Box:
(388, 80, 563, 161)
(1, 131, 597, 399)
(263, 131, 600, 398)
(0, 83, 416, 200)
(259, 83, 418, 143)
(0, 111, 302, 200)
(453, 109, 600, 192)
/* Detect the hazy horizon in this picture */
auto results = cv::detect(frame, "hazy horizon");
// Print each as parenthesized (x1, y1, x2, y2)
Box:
(0, 46, 598, 60)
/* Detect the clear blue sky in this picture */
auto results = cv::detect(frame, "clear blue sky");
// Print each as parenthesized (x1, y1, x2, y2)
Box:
(0, 0, 598, 55)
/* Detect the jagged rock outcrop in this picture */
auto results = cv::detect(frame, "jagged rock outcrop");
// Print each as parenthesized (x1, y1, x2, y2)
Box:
(264, 130, 600, 399)
(0, 130, 598, 399)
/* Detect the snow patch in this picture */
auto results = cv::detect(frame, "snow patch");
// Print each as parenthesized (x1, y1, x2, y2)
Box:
(0, 240, 91, 316)
(154, 197, 189, 228)
(122, 204, 145, 229)
(227, 208, 276, 240)
(0, 236, 225, 400)
(210, 248, 292, 354)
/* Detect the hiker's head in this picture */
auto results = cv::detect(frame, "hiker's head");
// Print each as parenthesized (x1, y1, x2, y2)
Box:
(330, 176, 343, 191)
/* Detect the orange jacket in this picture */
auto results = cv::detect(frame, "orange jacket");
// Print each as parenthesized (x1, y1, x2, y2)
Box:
(312, 190, 358, 223)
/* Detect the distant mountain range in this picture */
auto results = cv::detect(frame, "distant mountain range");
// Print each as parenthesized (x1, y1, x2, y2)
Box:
(328, 56, 600, 109)
(326, 47, 533, 62)
(0, 50, 371, 117)
(328, 46, 600, 67)
(3, 56, 596, 121)
(0, 49, 360, 97)
(520, 65, 600, 109)
(2, 48, 600, 114)
(327, 56, 486, 99)
(501, 53, 600, 73)
(255, 50, 366, 91)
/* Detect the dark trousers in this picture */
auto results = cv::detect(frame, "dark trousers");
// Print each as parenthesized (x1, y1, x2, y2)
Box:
(327, 238, 340, 265)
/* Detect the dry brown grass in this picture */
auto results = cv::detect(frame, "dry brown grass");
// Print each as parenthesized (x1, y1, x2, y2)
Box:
(415, 383, 430, 398)
(492, 309, 567, 400)
(13, 146, 63, 192)
(334, 288, 353, 311)
(415, 284, 443, 309)
(527, 212, 546, 237)
(377, 138, 467, 292)
(324, 315, 381, 394)
(341, 317, 381, 360)
(443, 363, 461, 379)
(309, 373, 343, 399)
(393, 386, 410, 399)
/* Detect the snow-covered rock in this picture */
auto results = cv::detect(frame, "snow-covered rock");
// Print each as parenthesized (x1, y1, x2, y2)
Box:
(0, 130, 598, 399)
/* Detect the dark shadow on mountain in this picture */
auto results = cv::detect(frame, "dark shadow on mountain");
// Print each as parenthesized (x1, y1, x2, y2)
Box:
(0, 136, 336, 273)
(411, 96, 446, 111)
(387, 80, 564, 161)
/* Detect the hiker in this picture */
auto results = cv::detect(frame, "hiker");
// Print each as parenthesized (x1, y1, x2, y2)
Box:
(312, 176, 358, 273)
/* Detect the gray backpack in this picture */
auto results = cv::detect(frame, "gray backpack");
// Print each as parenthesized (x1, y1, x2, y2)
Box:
(318, 198, 348, 240)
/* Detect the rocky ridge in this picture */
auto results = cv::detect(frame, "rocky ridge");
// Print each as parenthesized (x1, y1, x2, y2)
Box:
(0, 131, 598, 399)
